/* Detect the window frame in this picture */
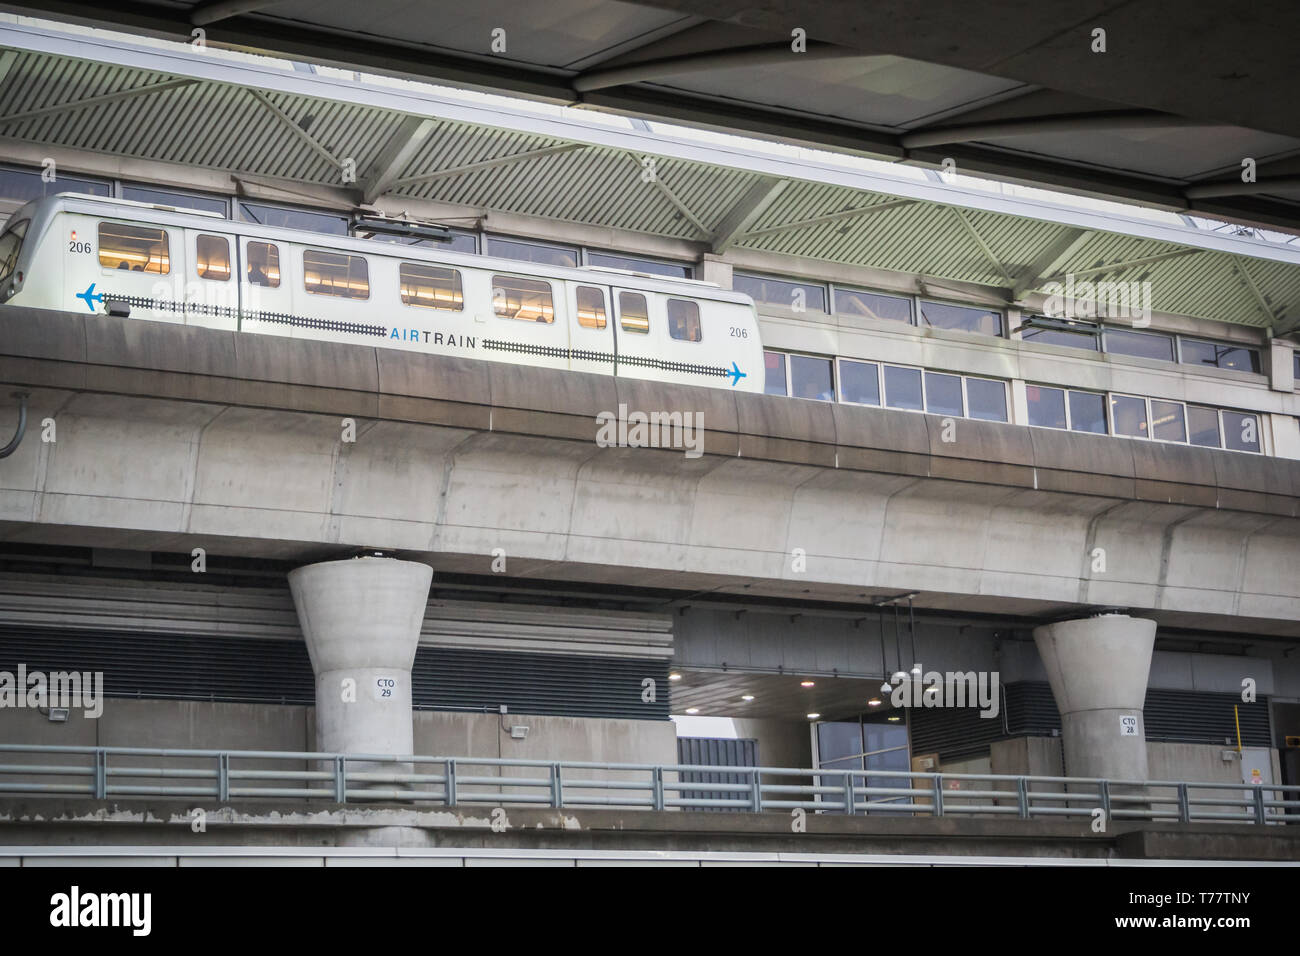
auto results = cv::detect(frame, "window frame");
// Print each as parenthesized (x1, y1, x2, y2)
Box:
(302, 248, 370, 300)
(575, 284, 608, 330)
(666, 298, 703, 342)
(245, 240, 281, 288)
(398, 261, 464, 312)
(97, 220, 171, 275)
(195, 233, 231, 282)
(835, 356, 883, 407)
(492, 273, 556, 324)
(733, 271, 830, 314)
(616, 289, 650, 334)
(1176, 335, 1262, 375)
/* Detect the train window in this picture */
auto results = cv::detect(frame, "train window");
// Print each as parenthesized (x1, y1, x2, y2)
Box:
(0, 220, 26, 283)
(1110, 394, 1149, 438)
(196, 234, 231, 281)
(98, 222, 169, 274)
(246, 242, 280, 287)
(1222, 411, 1261, 452)
(493, 275, 554, 323)
(400, 262, 463, 311)
(1151, 400, 1187, 442)
(1026, 385, 1067, 428)
(1187, 406, 1222, 447)
(304, 250, 369, 299)
(667, 299, 702, 341)
(838, 359, 880, 406)
(576, 286, 607, 329)
(618, 292, 649, 333)
(764, 351, 788, 396)
(966, 378, 1008, 422)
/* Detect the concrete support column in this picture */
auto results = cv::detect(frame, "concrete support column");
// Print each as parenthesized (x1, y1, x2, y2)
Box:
(697, 253, 733, 289)
(1031, 613, 1156, 781)
(288, 557, 432, 759)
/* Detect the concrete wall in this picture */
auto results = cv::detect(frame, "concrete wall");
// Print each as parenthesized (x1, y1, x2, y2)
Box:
(729, 717, 812, 769)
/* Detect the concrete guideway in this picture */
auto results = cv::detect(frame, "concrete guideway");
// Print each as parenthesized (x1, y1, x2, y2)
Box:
(2, 306, 1299, 636)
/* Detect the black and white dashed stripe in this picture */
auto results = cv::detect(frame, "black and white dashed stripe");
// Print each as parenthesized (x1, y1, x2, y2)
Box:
(482, 338, 727, 380)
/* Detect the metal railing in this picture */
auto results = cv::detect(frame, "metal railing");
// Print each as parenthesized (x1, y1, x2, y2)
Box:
(1, 743, 1297, 824)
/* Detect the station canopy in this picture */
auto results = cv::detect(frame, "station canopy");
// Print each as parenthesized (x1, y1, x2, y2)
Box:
(1, 16, 1299, 333)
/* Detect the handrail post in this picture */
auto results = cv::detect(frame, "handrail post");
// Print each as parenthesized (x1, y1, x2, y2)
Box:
(1176, 782, 1190, 823)
(217, 753, 230, 802)
(334, 756, 347, 804)
(550, 762, 563, 809)
(444, 758, 457, 807)
(94, 749, 107, 800)
(1017, 777, 1029, 819)
(751, 768, 763, 813)
(932, 774, 945, 818)
(652, 766, 665, 811)
(1252, 785, 1267, 825)
(842, 771, 855, 816)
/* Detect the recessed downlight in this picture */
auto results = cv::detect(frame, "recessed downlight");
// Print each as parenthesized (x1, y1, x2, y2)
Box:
(800, 680, 815, 688)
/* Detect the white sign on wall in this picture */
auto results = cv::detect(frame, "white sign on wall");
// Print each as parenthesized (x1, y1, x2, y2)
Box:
(373, 676, 397, 701)
(1119, 715, 1138, 736)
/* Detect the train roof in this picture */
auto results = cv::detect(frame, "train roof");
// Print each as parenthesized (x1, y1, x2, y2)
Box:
(16, 193, 757, 307)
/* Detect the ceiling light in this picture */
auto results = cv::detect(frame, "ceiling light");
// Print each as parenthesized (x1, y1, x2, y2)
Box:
(867, 698, 881, 707)
(800, 680, 815, 688)
(887, 716, 901, 722)
(684, 707, 699, 714)
(669, 672, 682, 681)
(806, 713, 820, 720)
(741, 694, 754, 701)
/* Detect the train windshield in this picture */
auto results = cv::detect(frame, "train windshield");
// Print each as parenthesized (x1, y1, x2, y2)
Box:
(0, 219, 28, 285)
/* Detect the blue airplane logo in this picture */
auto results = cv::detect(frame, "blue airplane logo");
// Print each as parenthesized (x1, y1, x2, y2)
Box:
(726, 361, 746, 387)
(76, 283, 103, 311)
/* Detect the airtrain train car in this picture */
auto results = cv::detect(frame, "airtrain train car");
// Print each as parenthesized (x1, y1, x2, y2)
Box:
(0, 193, 765, 392)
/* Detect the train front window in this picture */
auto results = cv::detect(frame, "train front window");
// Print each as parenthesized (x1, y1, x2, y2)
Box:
(576, 286, 606, 329)
(667, 299, 701, 341)
(196, 234, 231, 281)
(98, 222, 169, 274)
(493, 275, 554, 323)
(246, 242, 280, 287)
(618, 292, 649, 333)
(304, 250, 369, 299)
(0, 220, 27, 284)
(400, 262, 463, 311)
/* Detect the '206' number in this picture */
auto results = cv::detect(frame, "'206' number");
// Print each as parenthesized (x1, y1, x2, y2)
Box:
(729, 326, 749, 338)
(68, 240, 91, 254)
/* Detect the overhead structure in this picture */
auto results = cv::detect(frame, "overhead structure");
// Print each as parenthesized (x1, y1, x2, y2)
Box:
(1, 21, 1299, 333)
(3, 0, 1299, 232)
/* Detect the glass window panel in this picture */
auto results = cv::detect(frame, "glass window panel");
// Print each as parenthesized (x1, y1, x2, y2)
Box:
(966, 377, 1008, 422)
(1026, 385, 1067, 429)
(195, 234, 230, 281)
(618, 291, 649, 333)
(1110, 394, 1149, 438)
(924, 371, 964, 417)
(1151, 400, 1187, 442)
(587, 250, 690, 278)
(1104, 328, 1175, 361)
(833, 287, 911, 323)
(1067, 390, 1107, 434)
(1187, 406, 1222, 447)
(0, 165, 109, 201)
(918, 301, 1002, 336)
(303, 249, 369, 299)
(400, 262, 463, 310)
(667, 298, 702, 341)
(487, 236, 578, 268)
(1180, 339, 1261, 373)
(575, 285, 606, 329)
(366, 228, 477, 254)
(124, 185, 226, 215)
(240, 201, 347, 235)
(1222, 411, 1261, 452)
(790, 354, 834, 401)
(1021, 322, 1098, 350)
(494, 275, 555, 323)
(98, 221, 169, 274)
(246, 241, 279, 287)
(817, 722, 865, 763)
(733, 272, 827, 312)
(0, 220, 26, 284)
(883, 365, 923, 410)
(764, 351, 787, 396)
(838, 359, 880, 406)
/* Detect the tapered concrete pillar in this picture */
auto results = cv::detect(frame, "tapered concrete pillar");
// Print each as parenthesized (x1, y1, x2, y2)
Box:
(1032, 613, 1156, 781)
(288, 557, 432, 759)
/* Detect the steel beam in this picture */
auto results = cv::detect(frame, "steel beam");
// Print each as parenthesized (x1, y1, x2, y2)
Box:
(709, 176, 786, 253)
(902, 110, 1218, 150)
(573, 42, 863, 93)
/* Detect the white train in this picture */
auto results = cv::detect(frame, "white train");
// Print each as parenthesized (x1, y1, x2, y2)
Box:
(0, 193, 764, 392)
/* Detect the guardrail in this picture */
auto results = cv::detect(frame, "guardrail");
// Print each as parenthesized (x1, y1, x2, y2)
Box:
(1, 744, 1297, 824)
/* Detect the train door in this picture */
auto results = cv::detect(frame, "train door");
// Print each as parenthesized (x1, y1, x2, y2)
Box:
(486, 270, 569, 371)
(184, 229, 238, 330)
(611, 286, 667, 383)
(91, 217, 185, 324)
(566, 281, 615, 376)
(237, 235, 293, 339)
